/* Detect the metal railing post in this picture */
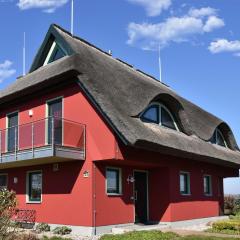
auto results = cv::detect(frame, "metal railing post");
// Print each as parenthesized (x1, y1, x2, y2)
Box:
(32, 122, 34, 158)
(51, 117, 54, 154)
(0, 130, 2, 163)
(15, 127, 17, 160)
(83, 125, 86, 160)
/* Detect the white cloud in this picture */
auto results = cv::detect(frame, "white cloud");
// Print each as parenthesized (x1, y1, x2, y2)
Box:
(203, 16, 225, 32)
(17, 0, 68, 13)
(208, 39, 240, 55)
(127, 0, 171, 17)
(127, 7, 225, 50)
(188, 7, 217, 18)
(0, 60, 16, 83)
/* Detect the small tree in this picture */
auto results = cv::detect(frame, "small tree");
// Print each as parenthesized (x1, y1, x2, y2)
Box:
(0, 189, 17, 239)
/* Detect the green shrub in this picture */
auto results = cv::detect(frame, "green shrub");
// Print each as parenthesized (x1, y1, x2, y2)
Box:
(0, 189, 17, 239)
(212, 220, 240, 231)
(36, 223, 50, 233)
(53, 226, 72, 235)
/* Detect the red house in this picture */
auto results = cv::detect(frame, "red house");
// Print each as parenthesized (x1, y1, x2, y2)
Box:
(0, 24, 239, 236)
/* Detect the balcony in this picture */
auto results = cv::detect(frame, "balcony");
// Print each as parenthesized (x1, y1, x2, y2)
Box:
(0, 117, 85, 168)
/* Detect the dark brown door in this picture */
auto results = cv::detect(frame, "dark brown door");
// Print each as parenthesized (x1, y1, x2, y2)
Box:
(48, 99, 62, 145)
(134, 171, 148, 223)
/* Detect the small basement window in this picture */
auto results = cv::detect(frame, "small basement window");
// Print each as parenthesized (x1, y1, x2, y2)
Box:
(210, 128, 228, 148)
(141, 103, 179, 131)
(106, 168, 122, 195)
(180, 172, 190, 195)
(27, 171, 42, 203)
(0, 174, 8, 190)
(204, 175, 212, 196)
(43, 41, 66, 66)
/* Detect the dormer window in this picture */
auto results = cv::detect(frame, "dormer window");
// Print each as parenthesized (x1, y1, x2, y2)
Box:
(210, 128, 227, 148)
(140, 103, 179, 131)
(43, 41, 65, 66)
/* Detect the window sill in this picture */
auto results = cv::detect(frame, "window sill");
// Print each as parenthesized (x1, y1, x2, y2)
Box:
(26, 200, 42, 204)
(107, 193, 123, 196)
(204, 194, 213, 197)
(180, 193, 191, 196)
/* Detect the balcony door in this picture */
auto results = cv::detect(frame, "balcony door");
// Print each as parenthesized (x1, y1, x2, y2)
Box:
(47, 98, 62, 145)
(7, 112, 18, 152)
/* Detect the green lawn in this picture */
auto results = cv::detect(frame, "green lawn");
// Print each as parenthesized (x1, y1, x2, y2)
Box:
(99, 231, 239, 240)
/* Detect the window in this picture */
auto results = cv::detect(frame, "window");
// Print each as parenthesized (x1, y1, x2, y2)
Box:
(27, 171, 42, 203)
(106, 168, 122, 195)
(210, 128, 227, 148)
(204, 175, 212, 196)
(141, 103, 179, 131)
(43, 41, 65, 66)
(0, 174, 7, 190)
(180, 172, 190, 195)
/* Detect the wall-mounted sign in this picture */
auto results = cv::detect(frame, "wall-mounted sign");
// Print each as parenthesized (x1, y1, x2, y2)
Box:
(83, 171, 90, 178)
(13, 177, 18, 184)
(53, 163, 59, 172)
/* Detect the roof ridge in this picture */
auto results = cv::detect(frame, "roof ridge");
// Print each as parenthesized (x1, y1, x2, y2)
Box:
(52, 24, 169, 88)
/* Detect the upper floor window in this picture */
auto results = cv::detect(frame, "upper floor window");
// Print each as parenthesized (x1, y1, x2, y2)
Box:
(210, 128, 227, 148)
(140, 103, 179, 131)
(43, 41, 65, 66)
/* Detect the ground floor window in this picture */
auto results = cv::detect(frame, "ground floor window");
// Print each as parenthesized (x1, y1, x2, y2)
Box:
(106, 167, 122, 195)
(27, 171, 42, 203)
(180, 172, 190, 195)
(0, 174, 8, 190)
(204, 175, 212, 196)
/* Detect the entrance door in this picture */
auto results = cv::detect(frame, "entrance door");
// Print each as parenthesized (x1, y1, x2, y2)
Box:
(47, 98, 62, 145)
(7, 112, 18, 152)
(134, 171, 148, 223)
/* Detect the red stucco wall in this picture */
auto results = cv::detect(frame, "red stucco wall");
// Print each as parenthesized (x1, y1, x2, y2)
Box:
(0, 81, 238, 227)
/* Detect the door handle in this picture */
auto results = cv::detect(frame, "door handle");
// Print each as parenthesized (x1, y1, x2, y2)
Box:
(135, 191, 138, 201)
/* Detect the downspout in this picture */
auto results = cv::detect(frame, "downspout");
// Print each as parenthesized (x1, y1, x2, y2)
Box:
(93, 162, 97, 236)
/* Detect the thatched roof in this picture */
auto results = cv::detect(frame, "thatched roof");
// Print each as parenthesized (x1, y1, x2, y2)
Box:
(1, 24, 240, 168)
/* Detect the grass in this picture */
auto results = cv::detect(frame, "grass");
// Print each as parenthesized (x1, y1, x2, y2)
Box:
(42, 237, 72, 240)
(207, 228, 240, 235)
(99, 231, 239, 240)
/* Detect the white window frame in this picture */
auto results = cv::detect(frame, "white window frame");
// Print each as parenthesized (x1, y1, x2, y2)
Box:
(0, 173, 8, 190)
(26, 170, 42, 204)
(211, 128, 228, 148)
(180, 171, 191, 196)
(45, 96, 64, 145)
(6, 111, 19, 153)
(203, 175, 212, 196)
(140, 102, 179, 131)
(106, 167, 122, 196)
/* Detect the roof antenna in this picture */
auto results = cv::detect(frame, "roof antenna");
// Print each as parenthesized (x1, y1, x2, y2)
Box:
(71, 0, 74, 36)
(23, 32, 26, 76)
(158, 43, 162, 82)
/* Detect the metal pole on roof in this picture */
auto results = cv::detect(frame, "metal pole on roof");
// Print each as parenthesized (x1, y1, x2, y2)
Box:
(71, 0, 74, 36)
(23, 32, 26, 76)
(158, 43, 162, 82)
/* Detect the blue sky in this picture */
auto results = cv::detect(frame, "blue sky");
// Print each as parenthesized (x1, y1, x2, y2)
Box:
(0, 0, 239, 193)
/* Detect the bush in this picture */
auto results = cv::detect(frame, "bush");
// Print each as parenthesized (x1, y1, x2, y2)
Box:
(52, 226, 72, 235)
(15, 233, 39, 240)
(0, 189, 17, 239)
(224, 195, 235, 214)
(212, 220, 240, 232)
(42, 236, 72, 240)
(35, 223, 50, 233)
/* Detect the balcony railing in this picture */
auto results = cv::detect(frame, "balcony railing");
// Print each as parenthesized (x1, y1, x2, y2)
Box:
(0, 117, 86, 164)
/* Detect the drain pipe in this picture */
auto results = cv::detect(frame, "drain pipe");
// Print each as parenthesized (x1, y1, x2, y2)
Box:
(93, 162, 97, 236)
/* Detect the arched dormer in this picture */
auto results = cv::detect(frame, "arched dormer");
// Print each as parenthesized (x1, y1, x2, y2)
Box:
(140, 102, 180, 131)
(210, 128, 228, 148)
